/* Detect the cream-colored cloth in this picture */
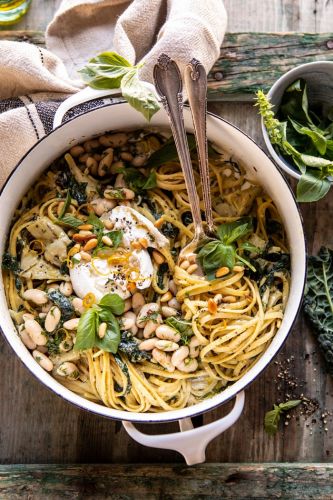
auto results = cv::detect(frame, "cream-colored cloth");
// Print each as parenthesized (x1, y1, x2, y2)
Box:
(0, 0, 227, 185)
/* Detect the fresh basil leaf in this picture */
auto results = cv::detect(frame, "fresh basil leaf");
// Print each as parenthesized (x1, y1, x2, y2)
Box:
(88, 212, 104, 231)
(289, 118, 327, 156)
(105, 230, 123, 249)
(98, 307, 115, 323)
(279, 399, 301, 411)
(74, 307, 98, 351)
(99, 293, 125, 315)
(58, 191, 72, 219)
(59, 214, 83, 228)
(303, 247, 333, 374)
(142, 170, 157, 189)
(237, 253, 256, 272)
(299, 153, 333, 169)
(296, 171, 331, 202)
(165, 316, 193, 344)
(121, 69, 160, 121)
(240, 242, 262, 254)
(79, 51, 132, 89)
(217, 218, 253, 245)
(121, 167, 157, 192)
(146, 134, 197, 168)
(95, 313, 121, 353)
(197, 240, 235, 274)
(264, 404, 282, 435)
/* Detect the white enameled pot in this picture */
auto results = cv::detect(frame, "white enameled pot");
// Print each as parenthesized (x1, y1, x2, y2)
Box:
(0, 92, 306, 465)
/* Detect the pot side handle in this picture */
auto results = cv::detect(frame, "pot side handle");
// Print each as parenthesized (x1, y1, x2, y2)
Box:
(122, 391, 245, 466)
(53, 87, 123, 129)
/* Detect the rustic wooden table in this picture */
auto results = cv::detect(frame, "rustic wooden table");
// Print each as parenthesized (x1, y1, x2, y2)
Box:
(0, 1, 333, 498)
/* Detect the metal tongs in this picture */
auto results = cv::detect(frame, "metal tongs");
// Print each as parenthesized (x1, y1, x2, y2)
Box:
(153, 54, 214, 266)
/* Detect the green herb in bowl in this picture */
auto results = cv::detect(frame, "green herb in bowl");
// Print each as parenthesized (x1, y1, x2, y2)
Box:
(256, 79, 333, 202)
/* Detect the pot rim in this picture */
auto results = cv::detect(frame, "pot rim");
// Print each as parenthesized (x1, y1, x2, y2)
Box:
(0, 101, 307, 423)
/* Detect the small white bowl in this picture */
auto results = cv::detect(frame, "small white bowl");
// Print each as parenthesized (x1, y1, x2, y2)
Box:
(261, 61, 333, 179)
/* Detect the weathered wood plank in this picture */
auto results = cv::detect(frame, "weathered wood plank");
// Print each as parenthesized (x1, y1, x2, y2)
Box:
(1, 463, 333, 499)
(0, 31, 332, 101)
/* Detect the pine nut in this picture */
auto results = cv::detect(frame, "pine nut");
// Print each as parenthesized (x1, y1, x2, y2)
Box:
(60, 282, 73, 297)
(78, 224, 93, 231)
(132, 292, 145, 310)
(83, 238, 98, 252)
(208, 298, 217, 314)
(63, 318, 80, 330)
(233, 265, 244, 272)
(102, 235, 113, 247)
(139, 237, 148, 249)
(161, 291, 172, 302)
(180, 260, 190, 270)
(152, 250, 165, 265)
(22, 289, 48, 305)
(45, 306, 61, 333)
(171, 346, 190, 367)
(98, 322, 107, 339)
(143, 320, 158, 338)
(69, 145, 85, 157)
(19, 329, 36, 350)
(103, 219, 114, 230)
(33, 350, 53, 371)
(73, 233, 95, 242)
(155, 325, 180, 342)
(80, 251, 92, 261)
(187, 263, 198, 275)
(25, 319, 47, 346)
(177, 358, 198, 373)
(139, 338, 158, 351)
(216, 266, 229, 278)
(222, 295, 237, 303)
(152, 348, 175, 372)
(155, 340, 179, 352)
(188, 254, 197, 264)
(56, 362, 79, 379)
(161, 306, 178, 318)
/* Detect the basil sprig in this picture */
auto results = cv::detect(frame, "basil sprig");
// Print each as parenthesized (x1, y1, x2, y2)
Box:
(74, 293, 125, 353)
(264, 400, 301, 435)
(79, 51, 160, 121)
(196, 218, 255, 279)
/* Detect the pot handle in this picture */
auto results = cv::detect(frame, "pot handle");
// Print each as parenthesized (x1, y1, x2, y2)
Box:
(53, 87, 124, 129)
(122, 391, 245, 466)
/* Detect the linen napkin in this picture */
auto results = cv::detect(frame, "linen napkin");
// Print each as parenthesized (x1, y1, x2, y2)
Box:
(0, 0, 227, 186)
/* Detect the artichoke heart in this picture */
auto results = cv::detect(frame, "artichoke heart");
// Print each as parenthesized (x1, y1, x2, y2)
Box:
(26, 216, 70, 267)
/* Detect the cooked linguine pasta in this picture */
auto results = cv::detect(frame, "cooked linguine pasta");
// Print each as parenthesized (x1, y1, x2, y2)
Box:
(2, 129, 290, 412)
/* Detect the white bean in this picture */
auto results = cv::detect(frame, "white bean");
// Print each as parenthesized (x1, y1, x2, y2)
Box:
(136, 303, 160, 327)
(177, 358, 198, 373)
(161, 306, 178, 318)
(155, 340, 179, 352)
(152, 348, 175, 372)
(99, 133, 128, 148)
(22, 289, 48, 305)
(115, 173, 126, 188)
(168, 297, 181, 310)
(139, 338, 158, 351)
(22, 313, 34, 322)
(59, 282, 73, 297)
(25, 319, 47, 346)
(171, 346, 189, 367)
(72, 297, 85, 315)
(124, 298, 132, 313)
(90, 197, 116, 216)
(131, 155, 146, 167)
(32, 350, 53, 372)
(132, 292, 145, 310)
(19, 329, 36, 350)
(56, 362, 79, 379)
(45, 306, 61, 333)
(168, 280, 178, 295)
(143, 320, 158, 338)
(121, 311, 136, 331)
(63, 318, 80, 330)
(155, 325, 180, 342)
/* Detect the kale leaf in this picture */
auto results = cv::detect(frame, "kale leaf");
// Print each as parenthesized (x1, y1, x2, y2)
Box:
(48, 289, 74, 321)
(56, 171, 87, 205)
(2, 253, 20, 273)
(118, 331, 151, 362)
(303, 247, 333, 373)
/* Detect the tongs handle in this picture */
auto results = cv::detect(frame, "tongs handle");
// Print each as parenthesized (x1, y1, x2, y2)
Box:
(153, 54, 204, 239)
(184, 59, 214, 233)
